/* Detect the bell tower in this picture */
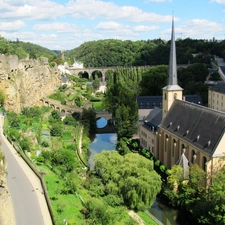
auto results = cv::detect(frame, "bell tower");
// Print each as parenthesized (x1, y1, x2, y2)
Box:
(162, 17, 183, 119)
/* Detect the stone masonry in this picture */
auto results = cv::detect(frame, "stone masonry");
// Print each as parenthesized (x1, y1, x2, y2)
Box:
(0, 54, 61, 113)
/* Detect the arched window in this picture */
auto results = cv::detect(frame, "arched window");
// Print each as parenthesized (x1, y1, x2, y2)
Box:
(174, 93, 177, 99)
(202, 156, 207, 171)
(191, 150, 196, 164)
(172, 139, 176, 157)
(165, 134, 169, 152)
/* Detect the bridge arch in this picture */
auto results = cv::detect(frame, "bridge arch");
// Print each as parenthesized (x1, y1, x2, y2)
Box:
(91, 70, 103, 81)
(78, 71, 89, 79)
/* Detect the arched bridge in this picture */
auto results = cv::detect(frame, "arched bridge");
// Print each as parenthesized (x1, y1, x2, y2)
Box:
(67, 65, 189, 82)
(40, 98, 84, 114)
(68, 67, 117, 82)
(40, 98, 112, 120)
(96, 111, 112, 120)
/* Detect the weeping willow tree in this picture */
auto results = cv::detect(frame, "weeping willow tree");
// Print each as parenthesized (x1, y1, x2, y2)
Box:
(94, 150, 162, 211)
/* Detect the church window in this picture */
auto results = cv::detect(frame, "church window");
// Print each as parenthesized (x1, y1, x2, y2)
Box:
(165, 134, 169, 152)
(174, 93, 177, 99)
(172, 139, 176, 157)
(164, 93, 167, 100)
(202, 156, 207, 171)
(191, 150, 196, 164)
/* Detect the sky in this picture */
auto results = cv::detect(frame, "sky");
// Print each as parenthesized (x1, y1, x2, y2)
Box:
(0, 0, 225, 50)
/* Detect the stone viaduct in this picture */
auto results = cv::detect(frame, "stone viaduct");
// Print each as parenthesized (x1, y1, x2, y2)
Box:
(67, 67, 117, 82)
(67, 65, 189, 82)
(40, 97, 112, 120)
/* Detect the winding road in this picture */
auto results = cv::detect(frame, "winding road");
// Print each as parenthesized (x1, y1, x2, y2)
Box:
(0, 116, 52, 225)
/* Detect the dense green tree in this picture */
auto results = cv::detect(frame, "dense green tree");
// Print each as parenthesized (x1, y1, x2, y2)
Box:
(115, 104, 138, 140)
(50, 110, 61, 122)
(92, 75, 100, 90)
(104, 82, 139, 140)
(94, 150, 162, 211)
(50, 123, 63, 137)
(20, 137, 31, 152)
(21, 106, 42, 117)
(84, 197, 115, 225)
(81, 108, 96, 133)
(206, 167, 225, 225)
(209, 71, 221, 81)
(0, 37, 14, 55)
(15, 46, 28, 59)
(51, 149, 75, 173)
(140, 65, 168, 96)
(7, 112, 20, 128)
(63, 116, 77, 126)
(164, 164, 208, 224)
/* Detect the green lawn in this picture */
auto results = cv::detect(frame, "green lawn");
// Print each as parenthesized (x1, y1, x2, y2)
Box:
(92, 101, 104, 111)
(137, 211, 159, 225)
(41, 165, 85, 225)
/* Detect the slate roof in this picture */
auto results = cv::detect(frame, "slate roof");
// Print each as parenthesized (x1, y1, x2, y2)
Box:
(137, 96, 162, 109)
(160, 99, 225, 155)
(142, 107, 162, 132)
(221, 66, 225, 75)
(209, 81, 225, 94)
(137, 95, 202, 109)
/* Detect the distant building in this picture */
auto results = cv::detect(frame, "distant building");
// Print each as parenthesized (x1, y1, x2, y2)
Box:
(70, 59, 83, 69)
(208, 81, 225, 111)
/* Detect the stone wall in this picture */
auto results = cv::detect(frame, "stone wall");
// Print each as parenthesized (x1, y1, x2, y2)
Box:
(0, 54, 61, 113)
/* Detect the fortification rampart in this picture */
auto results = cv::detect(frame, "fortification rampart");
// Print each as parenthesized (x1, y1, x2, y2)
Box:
(0, 54, 61, 113)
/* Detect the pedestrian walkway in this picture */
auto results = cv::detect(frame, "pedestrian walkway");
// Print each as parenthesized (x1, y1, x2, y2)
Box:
(0, 116, 53, 225)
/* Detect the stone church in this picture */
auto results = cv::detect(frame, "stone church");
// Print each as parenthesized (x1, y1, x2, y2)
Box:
(139, 18, 225, 185)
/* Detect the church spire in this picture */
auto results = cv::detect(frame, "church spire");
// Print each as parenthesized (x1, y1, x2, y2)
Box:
(168, 17, 177, 86)
(162, 17, 183, 119)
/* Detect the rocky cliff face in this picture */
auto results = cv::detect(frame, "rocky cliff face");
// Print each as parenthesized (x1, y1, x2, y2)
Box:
(0, 54, 61, 113)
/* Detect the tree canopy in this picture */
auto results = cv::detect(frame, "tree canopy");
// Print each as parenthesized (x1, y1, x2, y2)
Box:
(94, 150, 162, 211)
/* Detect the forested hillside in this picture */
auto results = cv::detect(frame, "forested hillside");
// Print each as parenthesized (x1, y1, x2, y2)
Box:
(0, 36, 62, 66)
(67, 38, 225, 67)
(1, 35, 224, 68)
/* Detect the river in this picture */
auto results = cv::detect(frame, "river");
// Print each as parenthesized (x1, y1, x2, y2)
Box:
(88, 118, 187, 225)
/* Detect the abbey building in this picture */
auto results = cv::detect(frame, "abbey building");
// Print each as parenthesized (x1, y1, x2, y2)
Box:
(139, 18, 225, 185)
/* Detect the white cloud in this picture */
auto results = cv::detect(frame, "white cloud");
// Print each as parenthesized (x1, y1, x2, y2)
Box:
(0, 0, 67, 20)
(67, 0, 173, 23)
(0, 20, 26, 31)
(33, 23, 80, 33)
(133, 25, 159, 32)
(210, 0, 225, 5)
(95, 21, 140, 38)
(95, 21, 127, 30)
(177, 19, 223, 39)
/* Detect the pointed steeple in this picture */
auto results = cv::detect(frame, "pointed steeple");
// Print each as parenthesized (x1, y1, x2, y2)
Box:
(168, 17, 178, 86)
(163, 17, 182, 91)
(162, 17, 183, 118)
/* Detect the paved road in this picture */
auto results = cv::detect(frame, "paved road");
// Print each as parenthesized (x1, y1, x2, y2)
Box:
(215, 56, 225, 66)
(0, 116, 52, 225)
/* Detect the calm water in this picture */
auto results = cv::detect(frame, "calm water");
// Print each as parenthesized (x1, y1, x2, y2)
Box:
(88, 118, 117, 169)
(149, 200, 179, 225)
(89, 118, 185, 225)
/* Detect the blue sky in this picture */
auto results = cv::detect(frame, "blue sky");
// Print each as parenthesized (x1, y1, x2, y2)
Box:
(0, 0, 224, 50)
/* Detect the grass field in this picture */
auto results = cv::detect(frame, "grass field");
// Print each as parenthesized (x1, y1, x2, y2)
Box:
(92, 101, 104, 111)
